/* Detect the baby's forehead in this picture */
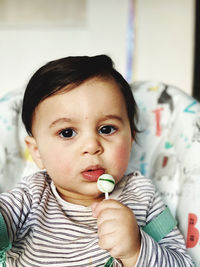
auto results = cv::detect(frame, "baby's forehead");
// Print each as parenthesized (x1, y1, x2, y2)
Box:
(31, 79, 129, 133)
(32, 76, 126, 128)
(41, 76, 121, 101)
(35, 78, 124, 114)
(55, 75, 118, 93)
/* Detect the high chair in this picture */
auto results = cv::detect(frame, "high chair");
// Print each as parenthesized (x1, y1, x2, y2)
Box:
(0, 81, 199, 265)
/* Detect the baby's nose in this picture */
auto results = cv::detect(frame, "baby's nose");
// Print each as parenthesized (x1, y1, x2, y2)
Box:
(81, 134, 103, 155)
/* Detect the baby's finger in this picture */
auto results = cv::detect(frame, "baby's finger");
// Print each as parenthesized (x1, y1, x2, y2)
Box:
(98, 219, 116, 237)
(98, 230, 116, 252)
(92, 199, 122, 218)
(96, 208, 121, 227)
(98, 231, 123, 259)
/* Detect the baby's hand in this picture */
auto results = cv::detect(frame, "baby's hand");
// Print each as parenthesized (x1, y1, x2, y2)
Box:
(92, 199, 141, 267)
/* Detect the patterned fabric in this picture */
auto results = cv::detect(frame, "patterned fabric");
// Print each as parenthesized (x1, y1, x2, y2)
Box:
(0, 88, 38, 193)
(0, 171, 193, 266)
(127, 81, 200, 265)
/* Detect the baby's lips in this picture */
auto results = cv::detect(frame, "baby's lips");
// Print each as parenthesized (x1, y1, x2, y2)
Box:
(81, 168, 105, 182)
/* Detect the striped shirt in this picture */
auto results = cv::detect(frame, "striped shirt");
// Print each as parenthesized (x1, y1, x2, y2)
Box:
(0, 171, 193, 266)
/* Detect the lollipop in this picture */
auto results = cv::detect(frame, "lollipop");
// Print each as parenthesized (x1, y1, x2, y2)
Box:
(97, 174, 115, 199)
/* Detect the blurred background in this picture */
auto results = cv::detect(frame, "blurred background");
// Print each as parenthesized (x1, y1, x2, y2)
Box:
(0, 0, 196, 97)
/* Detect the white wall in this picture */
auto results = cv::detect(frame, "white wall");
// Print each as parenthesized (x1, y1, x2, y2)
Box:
(0, 0, 195, 97)
(134, 0, 195, 95)
(0, 0, 130, 97)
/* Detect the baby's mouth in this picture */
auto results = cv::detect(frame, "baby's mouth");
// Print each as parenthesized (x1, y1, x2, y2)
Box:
(82, 167, 105, 182)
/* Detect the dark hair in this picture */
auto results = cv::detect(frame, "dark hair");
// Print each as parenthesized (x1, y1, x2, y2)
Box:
(22, 55, 139, 139)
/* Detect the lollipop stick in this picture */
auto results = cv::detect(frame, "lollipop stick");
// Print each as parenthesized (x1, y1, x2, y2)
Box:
(105, 192, 109, 200)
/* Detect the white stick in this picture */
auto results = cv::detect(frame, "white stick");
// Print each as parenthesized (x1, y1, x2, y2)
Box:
(105, 192, 109, 199)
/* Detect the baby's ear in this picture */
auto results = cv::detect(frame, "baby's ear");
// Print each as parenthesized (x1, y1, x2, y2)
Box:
(25, 136, 45, 169)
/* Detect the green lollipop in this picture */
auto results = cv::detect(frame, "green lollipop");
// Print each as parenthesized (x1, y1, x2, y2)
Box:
(97, 174, 115, 199)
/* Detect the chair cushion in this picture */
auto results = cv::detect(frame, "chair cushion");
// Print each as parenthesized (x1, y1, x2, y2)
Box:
(128, 81, 200, 264)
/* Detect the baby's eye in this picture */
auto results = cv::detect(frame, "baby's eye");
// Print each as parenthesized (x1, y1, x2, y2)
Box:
(99, 125, 117, 135)
(59, 128, 77, 139)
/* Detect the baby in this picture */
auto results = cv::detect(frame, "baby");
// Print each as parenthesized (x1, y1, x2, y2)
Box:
(0, 55, 193, 266)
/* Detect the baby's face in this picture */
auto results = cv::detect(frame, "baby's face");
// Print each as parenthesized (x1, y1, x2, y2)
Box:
(26, 77, 133, 206)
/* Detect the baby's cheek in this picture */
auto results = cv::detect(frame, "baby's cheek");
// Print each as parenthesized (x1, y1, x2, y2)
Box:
(49, 157, 72, 180)
(113, 144, 131, 172)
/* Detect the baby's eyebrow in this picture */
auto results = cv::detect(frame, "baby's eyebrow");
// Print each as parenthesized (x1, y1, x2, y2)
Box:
(49, 114, 123, 128)
(99, 114, 123, 123)
(49, 117, 72, 128)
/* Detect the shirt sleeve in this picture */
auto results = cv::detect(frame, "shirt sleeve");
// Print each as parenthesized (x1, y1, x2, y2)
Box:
(0, 183, 32, 243)
(135, 190, 194, 266)
(135, 227, 194, 266)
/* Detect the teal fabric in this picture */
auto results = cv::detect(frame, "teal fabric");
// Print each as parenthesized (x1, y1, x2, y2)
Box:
(142, 206, 177, 242)
(0, 213, 11, 267)
(104, 257, 114, 267)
